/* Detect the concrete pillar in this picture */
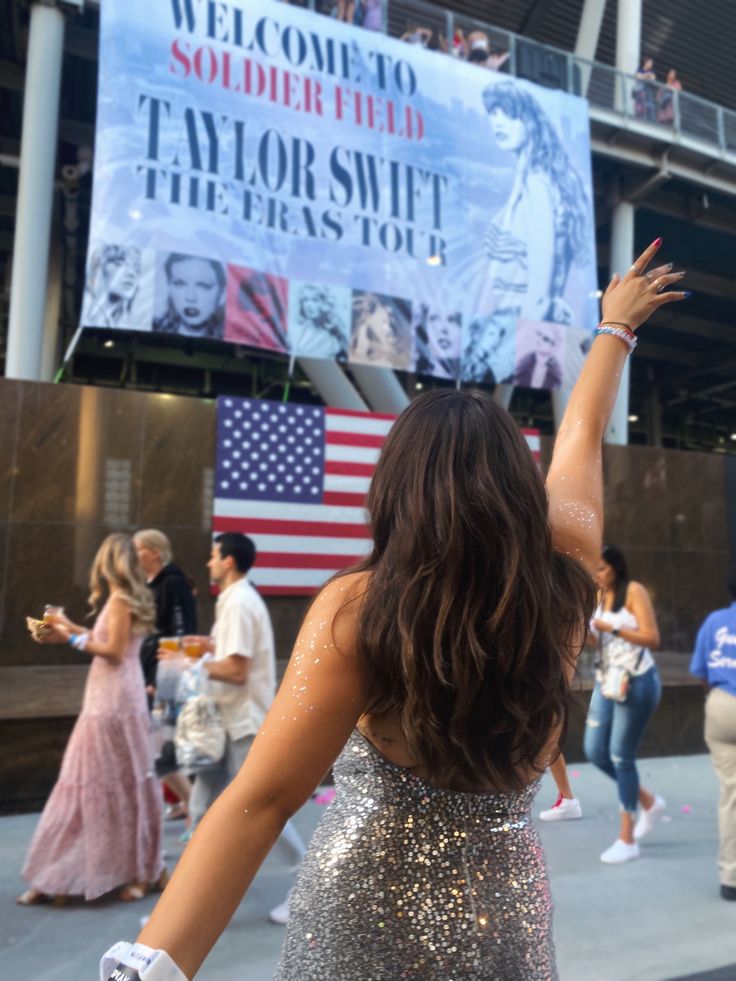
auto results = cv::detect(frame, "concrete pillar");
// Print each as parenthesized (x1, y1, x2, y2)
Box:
(616, 0, 643, 74)
(493, 384, 514, 410)
(615, 0, 643, 112)
(575, 0, 607, 96)
(552, 388, 571, 432)
(349, 364, 409, 415)
(576, 0, 607, 59)
(6, 3, 65, 381)
(40, 237, 62, 382)
(297, 358, 368, 411)
(604, 201, 635, 445)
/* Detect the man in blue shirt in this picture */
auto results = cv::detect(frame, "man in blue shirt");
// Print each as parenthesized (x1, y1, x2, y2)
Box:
(690, 566, 736, 901)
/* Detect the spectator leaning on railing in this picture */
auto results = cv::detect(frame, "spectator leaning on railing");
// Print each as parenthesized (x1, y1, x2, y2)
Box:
(657, 68, 682, 124)
(634, 56, 657, 121)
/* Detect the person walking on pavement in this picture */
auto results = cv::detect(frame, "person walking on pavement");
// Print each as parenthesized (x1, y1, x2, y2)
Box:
(690, 565, 736, 901)
(539, 754, 582, 822)
(585, 544, 666, 864)
(162, 532, 305, 920)
(135, 529, 198, 822)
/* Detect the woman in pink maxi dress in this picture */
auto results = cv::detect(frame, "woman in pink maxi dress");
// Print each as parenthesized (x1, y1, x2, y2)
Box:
(19, 534, 164, 903)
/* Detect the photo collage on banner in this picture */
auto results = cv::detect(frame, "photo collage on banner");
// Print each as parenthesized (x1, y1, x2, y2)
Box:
(81, 0, 599, 390)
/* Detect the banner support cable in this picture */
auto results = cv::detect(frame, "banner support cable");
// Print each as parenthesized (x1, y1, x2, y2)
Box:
(54, 324, 85, 383)
(283, 355, 296, 404)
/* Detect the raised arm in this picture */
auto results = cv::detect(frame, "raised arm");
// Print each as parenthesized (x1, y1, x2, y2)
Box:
(546, 239, 686, 574)
(135, 575, 367, 978)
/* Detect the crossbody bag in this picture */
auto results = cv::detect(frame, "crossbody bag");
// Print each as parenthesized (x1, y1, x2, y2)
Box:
(598, 641, 645, 703)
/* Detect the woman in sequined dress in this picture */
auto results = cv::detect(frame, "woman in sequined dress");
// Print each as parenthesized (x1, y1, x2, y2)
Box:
(105, 240, 687, 980)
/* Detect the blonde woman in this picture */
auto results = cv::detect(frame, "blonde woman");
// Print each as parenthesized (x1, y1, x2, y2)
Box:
(18, 534, 165, 905)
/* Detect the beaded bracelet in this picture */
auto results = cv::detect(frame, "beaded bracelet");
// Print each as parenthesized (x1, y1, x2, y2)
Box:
(595, 324, 637, 354)
(600, 320, 635, 339)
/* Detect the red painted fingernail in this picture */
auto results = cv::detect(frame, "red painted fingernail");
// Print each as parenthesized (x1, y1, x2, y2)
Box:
(653, 237, 662, 246)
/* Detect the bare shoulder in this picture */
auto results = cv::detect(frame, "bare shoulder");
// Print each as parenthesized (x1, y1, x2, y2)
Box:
(107, 591, 131, 614)
(316, 571, 369, 611)
(626, 581, 649, 600)
(625, 580, 653, 613)
(308, 571, 370, 656)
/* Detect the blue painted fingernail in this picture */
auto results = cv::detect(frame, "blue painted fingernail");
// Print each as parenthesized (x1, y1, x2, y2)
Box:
(683, 291, 692, 298)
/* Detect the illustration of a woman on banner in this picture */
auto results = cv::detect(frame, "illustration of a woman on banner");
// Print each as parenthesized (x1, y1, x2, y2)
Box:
(153, 254, 226, 340)
(411, 302, 462, 380)
(81, 244, 147, 329)
(349, 292, 412, 370)
(460, 80, 593, 383)
(290, 283, 350, 362)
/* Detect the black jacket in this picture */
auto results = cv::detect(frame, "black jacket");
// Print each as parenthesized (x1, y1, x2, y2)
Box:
(140, 562, 198, 690)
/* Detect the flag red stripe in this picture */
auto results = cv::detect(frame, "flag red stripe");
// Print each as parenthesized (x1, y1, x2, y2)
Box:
(325, 431, 386, 448)
(256, 552, 364, 569)
(212, 515, 370, 538)
(327, 407, 397, 422)
(323, 491, 367, 508)
(325, 460, 375, 477)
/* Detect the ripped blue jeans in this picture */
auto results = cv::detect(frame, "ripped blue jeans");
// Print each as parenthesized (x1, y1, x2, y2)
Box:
(583, 667, 662, 813)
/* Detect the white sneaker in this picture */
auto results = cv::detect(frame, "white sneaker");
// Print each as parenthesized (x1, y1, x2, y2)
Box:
(600, 839, 640, 864)
(633, 795, 666, 841)
(539, 794, 582, 822)
(269, 888, 293, 925)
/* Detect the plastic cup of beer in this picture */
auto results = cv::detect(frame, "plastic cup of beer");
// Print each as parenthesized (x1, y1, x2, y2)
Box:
(159, 637, 182, 653)
(43, 605, 65, 623)
(182, 638, 206, 659)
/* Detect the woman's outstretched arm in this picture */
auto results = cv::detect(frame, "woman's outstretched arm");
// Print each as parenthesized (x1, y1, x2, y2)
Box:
(135, 575, 366, 978)
(546, 238, 686, 574)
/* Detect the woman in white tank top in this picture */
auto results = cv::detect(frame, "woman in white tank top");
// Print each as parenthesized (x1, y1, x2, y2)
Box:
(585, 544, 666, 864)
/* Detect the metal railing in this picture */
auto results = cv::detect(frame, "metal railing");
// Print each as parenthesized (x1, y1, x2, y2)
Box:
(288, 0, 736, 160)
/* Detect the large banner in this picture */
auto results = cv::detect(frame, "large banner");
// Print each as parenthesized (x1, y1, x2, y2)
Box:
(82, 0, 598, 389)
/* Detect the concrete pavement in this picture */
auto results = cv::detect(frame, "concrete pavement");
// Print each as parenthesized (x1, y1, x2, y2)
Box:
(2, 754, 735, 980)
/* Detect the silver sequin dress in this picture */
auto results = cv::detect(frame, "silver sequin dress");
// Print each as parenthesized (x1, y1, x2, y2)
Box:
(275, 730, 556, 980)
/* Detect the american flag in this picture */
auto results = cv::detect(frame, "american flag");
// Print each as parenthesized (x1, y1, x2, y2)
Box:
(214, 396, 541, 595)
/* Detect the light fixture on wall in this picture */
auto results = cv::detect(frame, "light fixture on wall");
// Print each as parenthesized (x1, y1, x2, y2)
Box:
(628, 413, 639, 422)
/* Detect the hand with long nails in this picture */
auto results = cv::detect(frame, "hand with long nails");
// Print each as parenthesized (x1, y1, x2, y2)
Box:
(606, 238, 688, 332)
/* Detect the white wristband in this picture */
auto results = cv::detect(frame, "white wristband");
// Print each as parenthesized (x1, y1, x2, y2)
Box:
(100, 942, 188, 981)
(72, 632, 89, 651)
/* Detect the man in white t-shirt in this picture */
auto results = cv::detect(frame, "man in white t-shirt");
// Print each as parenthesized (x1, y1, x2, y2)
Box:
(182, 533, 305, 916)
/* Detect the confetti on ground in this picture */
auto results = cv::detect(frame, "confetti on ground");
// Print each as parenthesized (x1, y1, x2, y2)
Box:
(570, 770, 581, 779)
(681, 805, 692, 814)
(313, 788, 336, 805)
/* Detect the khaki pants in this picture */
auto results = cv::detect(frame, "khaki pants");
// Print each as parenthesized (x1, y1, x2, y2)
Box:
(705, 687, 736, 888)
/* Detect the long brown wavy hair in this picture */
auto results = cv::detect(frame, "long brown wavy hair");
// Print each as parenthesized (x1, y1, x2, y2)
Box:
(89, 533, 156, 634)
(342, 389, 594, 791)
